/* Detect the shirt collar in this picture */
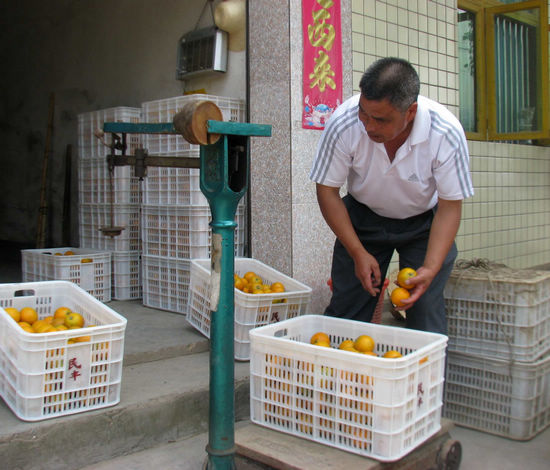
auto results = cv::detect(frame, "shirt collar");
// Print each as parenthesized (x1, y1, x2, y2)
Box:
(408, 95, 430, 146)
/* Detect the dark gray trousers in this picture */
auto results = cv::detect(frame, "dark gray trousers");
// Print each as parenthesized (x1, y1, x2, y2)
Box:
(325, 194, 457, 334)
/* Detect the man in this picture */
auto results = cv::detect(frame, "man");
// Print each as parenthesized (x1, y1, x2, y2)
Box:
(310, 57, 474, 334)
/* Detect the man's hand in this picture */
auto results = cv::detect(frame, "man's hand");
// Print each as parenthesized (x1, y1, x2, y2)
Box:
(397, 266, 436, 310)
(353, 251, 381, 296)
(398, 198, 462, 310)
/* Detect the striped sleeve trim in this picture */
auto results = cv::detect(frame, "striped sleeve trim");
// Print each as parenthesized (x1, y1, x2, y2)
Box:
(429, 110, 474, 199)
(310, 106, 358, 184)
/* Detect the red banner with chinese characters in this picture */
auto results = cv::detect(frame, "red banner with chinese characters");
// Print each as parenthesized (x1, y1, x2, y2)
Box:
(302, 0, 343, 130)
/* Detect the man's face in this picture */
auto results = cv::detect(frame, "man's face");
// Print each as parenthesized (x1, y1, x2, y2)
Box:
(358, 95, 417, 144)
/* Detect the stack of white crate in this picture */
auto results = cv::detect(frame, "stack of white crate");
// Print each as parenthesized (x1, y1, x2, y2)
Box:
(77, 107, 143, 300)
(140, 94, 246, 314)
(443, 264, 550, 440)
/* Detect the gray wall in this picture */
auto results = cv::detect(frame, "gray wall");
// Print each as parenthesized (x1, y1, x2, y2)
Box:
(0, 0, 244, 247)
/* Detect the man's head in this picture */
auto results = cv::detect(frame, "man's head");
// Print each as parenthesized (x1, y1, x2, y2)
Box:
(359, 57, 420, 111)
(357, 58, 420, 144)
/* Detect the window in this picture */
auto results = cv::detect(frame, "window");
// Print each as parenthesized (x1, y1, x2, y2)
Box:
(457, 0, 549, 142)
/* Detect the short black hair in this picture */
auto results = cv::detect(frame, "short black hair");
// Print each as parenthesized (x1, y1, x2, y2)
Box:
(359, 57, 420, 111)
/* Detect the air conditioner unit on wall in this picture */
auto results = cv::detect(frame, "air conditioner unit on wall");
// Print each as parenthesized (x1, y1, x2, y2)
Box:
(176, 26, 228, 80)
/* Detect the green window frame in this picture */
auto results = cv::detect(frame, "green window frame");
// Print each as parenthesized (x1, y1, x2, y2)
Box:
(458, 0, 549, 142)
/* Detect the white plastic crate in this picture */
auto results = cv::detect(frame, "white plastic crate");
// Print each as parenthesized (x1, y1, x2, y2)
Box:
(112, 251, 142, 300)
(187, 258, 313, 361)
(79, 204, 141, 252)
(142, 255, 190, 314)
(141, 94, 244, 155)
(141, 204, 245, 259)
(21, 248, 111, 302)
(78, 159, 142, 205)
(78, 107, 142, 159)
(142, 165, 207, 206)
(443, 351, 550, 440)
(444, 266, 550, 361)
(0, 281, 127, 421)
(249, 315, 447, 462)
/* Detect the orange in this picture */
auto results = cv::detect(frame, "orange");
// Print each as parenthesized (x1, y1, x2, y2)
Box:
(397, 267, 417, 289)
(64, 312, 85, 329)
(234, 277, 245, 291)
(4, 307, 20, 323)
(51, 317, 65, 327)
(56, 325, 69, 331)
(43, 316, 54, 324)
(19, 323, 35, 333)
(54, 306, 71, 319)
(310, 332, 331, 346)
(354, 335, 375, 353)
(313, 340, 331, 348)
(383, 350, 403, 359)
(64, 250, 75, 256)
(338, 339, 355, 350)
(72, 335, 91, 343)
(362, 351, 378, 356)
(250, 276, 263, 287)
(243, 271, 258, 282)
(271, 282, 285, 292)
(390, 287, 410, 308)
(32, 320, 52, 333)
(20, 307, 38, 324)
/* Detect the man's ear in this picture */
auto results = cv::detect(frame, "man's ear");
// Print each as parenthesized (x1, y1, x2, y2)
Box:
(406, 102, 418, 123)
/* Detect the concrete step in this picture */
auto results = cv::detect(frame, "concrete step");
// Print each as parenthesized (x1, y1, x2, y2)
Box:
(0, 351, 252, 470)
(0, 301, 253, 470)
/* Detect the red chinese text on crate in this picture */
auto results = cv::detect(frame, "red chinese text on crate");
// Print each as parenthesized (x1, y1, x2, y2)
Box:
(249, 315, 447, 462)
(0, 281, 127, 421)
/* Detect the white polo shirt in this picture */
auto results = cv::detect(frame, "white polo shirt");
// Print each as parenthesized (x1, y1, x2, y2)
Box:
(310, 95, 474, 219)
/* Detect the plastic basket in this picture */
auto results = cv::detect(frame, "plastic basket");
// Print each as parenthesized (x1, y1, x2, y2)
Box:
(0, 281, 127, 421)
(187, 258, 313, 361)
(141, 204, 245, 259)
(21, 248, 111, 302)
(78, 159, 142, 205)
(79, 204, 142, 252)
(141, 94, 244, 155)
(142, 165, 207, 206)
(112, 251, 142, 300)
(443, 351, 550, 440)
(249, 315, 447, 462)
(142, 255, 191, 314)
(444, 266, 550, 361)
(78, 107, 142, 159)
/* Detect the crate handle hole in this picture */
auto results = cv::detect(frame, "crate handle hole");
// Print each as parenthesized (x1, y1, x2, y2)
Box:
(14, 289, 36, 297)
(274, 328, 288, 338)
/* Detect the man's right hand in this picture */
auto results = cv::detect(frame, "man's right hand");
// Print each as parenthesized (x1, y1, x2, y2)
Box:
(316, 184, 381, 297)
(352, 250, 381, 296)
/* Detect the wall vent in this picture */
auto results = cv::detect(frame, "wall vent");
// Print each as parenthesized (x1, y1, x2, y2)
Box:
(176, 26, 228, 80)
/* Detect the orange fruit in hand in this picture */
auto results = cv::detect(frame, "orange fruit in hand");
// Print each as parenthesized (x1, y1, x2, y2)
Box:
(20, 307, 38, 324)
(397, 267, 417, 289)
(310, 331, 331, 346)
(4, 307, 20, 323)
(354, 335, 375, 353)
(390, 287, 410, 308)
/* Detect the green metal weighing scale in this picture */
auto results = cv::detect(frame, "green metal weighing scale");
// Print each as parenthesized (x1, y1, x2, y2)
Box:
(102, 100, 271, 469)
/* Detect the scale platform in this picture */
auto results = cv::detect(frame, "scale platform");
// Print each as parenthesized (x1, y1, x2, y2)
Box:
(234, 419, 460, 469)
